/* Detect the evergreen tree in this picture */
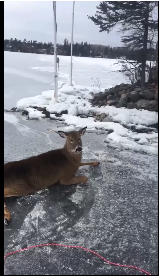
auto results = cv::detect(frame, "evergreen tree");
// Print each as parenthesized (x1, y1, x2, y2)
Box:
(88, 1, 158, 85)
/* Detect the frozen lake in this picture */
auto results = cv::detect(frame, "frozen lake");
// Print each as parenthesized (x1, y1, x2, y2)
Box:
(4, 51, 128, 109)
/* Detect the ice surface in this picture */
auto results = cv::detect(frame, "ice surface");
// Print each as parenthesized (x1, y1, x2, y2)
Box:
(4, 52, 158, 156)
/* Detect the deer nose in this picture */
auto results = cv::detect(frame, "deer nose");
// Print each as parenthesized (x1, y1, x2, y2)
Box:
(76, 146, 82, 152)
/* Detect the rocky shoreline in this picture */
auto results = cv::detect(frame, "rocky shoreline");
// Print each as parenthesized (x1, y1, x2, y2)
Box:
(5, 82, 158, 134)
(90, 82, 158, 112)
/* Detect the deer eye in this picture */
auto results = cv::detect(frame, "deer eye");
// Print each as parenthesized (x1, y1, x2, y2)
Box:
(70, 139, 74, 143)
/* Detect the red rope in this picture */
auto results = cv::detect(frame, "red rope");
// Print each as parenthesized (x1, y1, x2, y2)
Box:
(4, 242, 151, 275)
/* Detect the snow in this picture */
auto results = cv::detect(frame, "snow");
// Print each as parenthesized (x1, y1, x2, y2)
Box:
(4, 113, 19, 124)
(104, 132, 158, 155)
(61, 114, 129, 136)
(14, 54, 158, 156)
(16, 95, 49, 111)
(90, 106, 158, 126)
(130, 132, 158, 140)
(138, 137, 149, 145)
(68, 105, 78, 116)
(26, 107, 46, 119)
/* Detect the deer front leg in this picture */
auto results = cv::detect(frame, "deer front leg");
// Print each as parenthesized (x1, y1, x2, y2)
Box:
(4, 203, 11, 226)
(60, 175, 88, 185)
(80, 161, 100, 167)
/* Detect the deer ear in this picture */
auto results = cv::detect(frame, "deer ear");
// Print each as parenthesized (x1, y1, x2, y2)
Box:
(79, 127, 87, 136)
(58, 131, 68, 138)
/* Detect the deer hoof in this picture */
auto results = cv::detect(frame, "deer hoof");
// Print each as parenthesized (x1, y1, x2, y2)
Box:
(92, 161, 100, 166)
(82, 176, 88, 183)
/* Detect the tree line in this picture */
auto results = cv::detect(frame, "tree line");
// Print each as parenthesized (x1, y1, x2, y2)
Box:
(4, 37, 156, 62)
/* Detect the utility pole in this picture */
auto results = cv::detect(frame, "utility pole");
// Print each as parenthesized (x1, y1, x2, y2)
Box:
(69, 1, 75, 86)
(53, 1, 58, 99)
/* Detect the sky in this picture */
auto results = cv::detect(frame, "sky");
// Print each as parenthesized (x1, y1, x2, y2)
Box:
(4, 1, 122, 47)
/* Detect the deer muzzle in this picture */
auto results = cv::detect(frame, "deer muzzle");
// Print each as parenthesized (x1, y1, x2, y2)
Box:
(75, 146, 82, 153)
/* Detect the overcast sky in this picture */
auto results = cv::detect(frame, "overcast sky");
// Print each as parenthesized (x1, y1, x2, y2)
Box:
(4, 1, 122, 46)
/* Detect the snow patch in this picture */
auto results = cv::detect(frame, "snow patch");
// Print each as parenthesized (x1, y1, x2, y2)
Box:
(70, 188, 84, 204)
(104, 132, 158, 155)
(26, 107, 46, 119)
(4, 113, 19, 124)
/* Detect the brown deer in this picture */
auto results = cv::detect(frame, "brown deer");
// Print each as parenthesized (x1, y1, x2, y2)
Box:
(4, 127, 99, 225)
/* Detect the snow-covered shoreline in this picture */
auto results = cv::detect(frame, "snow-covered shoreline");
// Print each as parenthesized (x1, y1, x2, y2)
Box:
(16, 81, 158, 156)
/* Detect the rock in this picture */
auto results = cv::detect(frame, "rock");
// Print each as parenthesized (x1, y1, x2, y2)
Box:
(89, 92, 95, 98)
(107, 95, 116, 101)
(90, 82, 158, 111)
(98, 102, 104, 107)
(147, 122, 158, 129)
(143, 91, 155, 100)
(50, 116, 56, 120)
(134, 87, 141, 92)
(99, 113, 106, 119)
(150, 100, 157, 105)
(129, 126, 153, 133)
(121, 89, 126, 93)
(42, 110, 50, 118)
(150, 83, 156, 87)
(60, 110, 68, 115)
(117, 94, 129, 107)
(120, 93, 128, 100)
(130, 91, 140, 102)
(87, 112, 94, 117)
(120, 83, 127, 87)
(127, 84, 132, 89)
(127, 102, 138, 109)
(30, 106, 38, 109)
(96, 112, 101, 116)
(155, 92, 158, 100)
(37, 107, 46, 112)
(118, 91, 124, 96)
(107, 100, 116, 106)
(55, 113, 62, 117)
(107, 129, 114, 134)
(22, 110, 29, 116)
(138, 91, 145, 98)
(108, 90, 116, 95)
(149, 100, 158, 112)
(95, 92, 105, 100)
(122, 89, 128, 94)
(96, 131, 106, 135)
(11, 107, 17, 112)
(102, 117, 113, 122)
(80, 115, 87, 118)
(136, 99, 150, 109)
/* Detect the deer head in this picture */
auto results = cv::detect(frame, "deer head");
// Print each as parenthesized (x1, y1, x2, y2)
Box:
(48, 127, 87, 154)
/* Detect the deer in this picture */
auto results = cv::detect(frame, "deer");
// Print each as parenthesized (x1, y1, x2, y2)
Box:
(4, 127, 99, 225)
